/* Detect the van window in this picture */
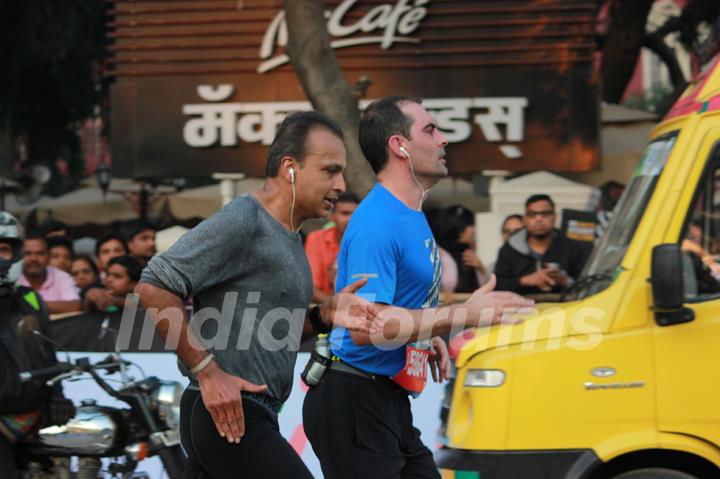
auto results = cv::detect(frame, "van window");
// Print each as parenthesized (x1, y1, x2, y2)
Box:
(681, 154, 720, 301)
(577, 132, 678, 299)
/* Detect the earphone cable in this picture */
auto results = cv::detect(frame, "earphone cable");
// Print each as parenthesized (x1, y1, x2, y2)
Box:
(290, 181, 297, 232)
(407, 155, 430, 210)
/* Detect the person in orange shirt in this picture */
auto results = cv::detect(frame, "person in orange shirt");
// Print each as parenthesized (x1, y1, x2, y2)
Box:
(304, 192, 359, 303)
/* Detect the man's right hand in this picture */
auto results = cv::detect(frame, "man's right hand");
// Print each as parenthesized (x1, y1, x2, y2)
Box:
(465, 274, 534, 327)
(196, 361, 268, 444)
(520, 268, 557, 292)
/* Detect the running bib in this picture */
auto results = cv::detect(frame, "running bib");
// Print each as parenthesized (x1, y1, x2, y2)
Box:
(391, 342, 430, 397)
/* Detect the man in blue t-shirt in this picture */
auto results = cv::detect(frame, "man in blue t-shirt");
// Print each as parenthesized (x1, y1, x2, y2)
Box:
(303, 97, 533, 479)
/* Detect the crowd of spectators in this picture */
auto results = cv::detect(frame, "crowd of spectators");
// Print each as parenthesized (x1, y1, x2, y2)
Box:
(18, 191, 604, 321)
(421, 194, 594, 299)
(14, 219, 156, 318)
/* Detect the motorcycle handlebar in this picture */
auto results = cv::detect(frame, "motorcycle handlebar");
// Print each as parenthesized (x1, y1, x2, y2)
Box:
(19, 363, 74, 383)
(19, 357, 132, 384)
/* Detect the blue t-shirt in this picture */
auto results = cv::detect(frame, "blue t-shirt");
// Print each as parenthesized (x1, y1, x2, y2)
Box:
(330, 183, 441, 376)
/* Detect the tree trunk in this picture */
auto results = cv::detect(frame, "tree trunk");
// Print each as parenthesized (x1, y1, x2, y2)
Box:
(601, 0, 655, 103)
(283, 0, 375, 196)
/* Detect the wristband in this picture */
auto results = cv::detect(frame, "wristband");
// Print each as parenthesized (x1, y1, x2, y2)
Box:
(309, 305, 332, 334)
(190, 353, 214, 375)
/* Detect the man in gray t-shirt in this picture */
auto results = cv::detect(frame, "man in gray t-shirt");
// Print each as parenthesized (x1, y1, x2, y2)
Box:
(135, 112, 378, 478)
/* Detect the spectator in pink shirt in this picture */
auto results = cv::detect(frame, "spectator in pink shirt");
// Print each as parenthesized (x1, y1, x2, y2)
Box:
(19, 235, 82, 316)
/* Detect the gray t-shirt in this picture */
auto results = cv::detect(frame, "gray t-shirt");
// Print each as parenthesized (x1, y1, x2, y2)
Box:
(141, 194, 313, 402)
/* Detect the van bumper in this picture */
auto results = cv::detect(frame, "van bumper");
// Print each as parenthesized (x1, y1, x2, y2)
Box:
(435, 448, 600, 479)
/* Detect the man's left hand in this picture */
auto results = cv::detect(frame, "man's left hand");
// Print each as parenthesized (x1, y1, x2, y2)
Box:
(547, 268, 570, 287)
(321, 278, 383, 334)
(429, 336, 451, 383)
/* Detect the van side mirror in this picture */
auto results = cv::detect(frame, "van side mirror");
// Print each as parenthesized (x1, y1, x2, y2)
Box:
(651, 244, 694, 326)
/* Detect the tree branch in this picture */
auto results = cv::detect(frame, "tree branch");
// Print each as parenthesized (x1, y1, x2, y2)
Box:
(652, 16, 680, 39)
(642, 32, 688, 93)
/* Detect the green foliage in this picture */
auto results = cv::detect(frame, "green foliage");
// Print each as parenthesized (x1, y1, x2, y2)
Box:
(0, 0, 108, 193)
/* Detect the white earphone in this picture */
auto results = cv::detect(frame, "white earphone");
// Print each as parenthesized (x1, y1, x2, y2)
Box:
(289, 167, 295, 184)
(399, 146, 410, 158)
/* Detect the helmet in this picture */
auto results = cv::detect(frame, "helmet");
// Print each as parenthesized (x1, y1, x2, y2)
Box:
(0, 212, 23, 262)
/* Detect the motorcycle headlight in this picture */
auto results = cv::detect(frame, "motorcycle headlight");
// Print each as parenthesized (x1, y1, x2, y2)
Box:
(156, 381, 182, 430)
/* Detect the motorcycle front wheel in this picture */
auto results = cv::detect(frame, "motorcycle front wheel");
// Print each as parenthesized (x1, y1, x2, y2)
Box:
(157, 445, 186, 479)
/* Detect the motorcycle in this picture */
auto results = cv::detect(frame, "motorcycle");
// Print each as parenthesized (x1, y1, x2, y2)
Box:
(15, 341, 186, 478)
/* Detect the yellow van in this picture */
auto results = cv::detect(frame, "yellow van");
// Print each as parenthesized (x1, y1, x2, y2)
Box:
(437, 56, 720, 479)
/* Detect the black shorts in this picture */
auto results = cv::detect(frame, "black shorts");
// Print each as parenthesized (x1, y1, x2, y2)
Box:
(303, 370, 440, 479)
(180, 388, 313, 479)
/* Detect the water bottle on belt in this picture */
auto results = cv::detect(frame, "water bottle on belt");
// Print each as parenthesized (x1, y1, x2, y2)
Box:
(301, 334, 332, 387)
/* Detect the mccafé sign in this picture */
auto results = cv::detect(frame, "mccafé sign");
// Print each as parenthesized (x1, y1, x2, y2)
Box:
(108, 0, 599, 178)
(259, 0, 429, 73)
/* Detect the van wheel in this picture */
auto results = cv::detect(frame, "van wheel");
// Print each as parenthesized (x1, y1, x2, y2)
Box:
(612, 468, 698, 479)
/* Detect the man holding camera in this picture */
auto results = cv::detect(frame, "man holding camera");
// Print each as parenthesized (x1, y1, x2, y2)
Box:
(494, 194, 592, 294)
